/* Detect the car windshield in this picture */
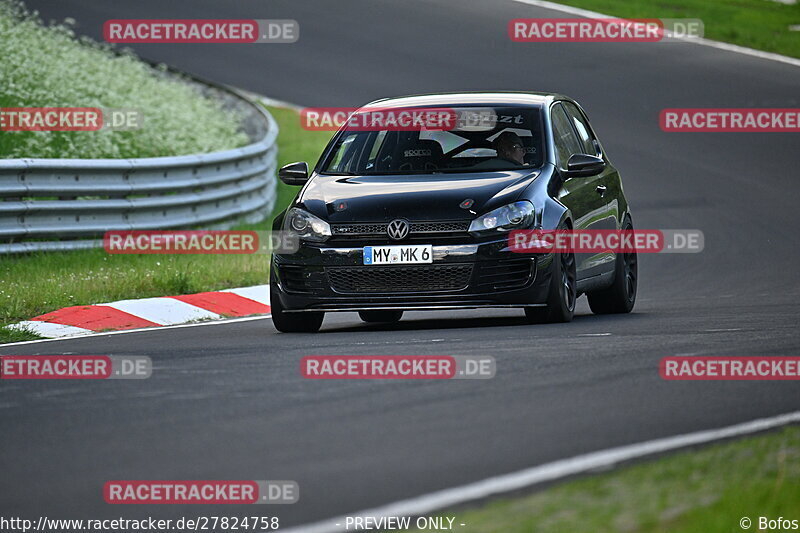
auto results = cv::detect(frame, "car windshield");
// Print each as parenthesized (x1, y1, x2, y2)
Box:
(319, 106, 544, 175)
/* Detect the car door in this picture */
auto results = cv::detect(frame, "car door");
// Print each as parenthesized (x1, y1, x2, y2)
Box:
(550, 102, 611, 280)
(562, 101, 619, 275)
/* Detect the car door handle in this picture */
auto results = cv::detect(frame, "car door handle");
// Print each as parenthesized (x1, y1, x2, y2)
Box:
(596, 185, 607, 196)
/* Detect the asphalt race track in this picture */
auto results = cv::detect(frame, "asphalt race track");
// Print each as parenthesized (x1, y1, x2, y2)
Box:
(2, 0, 800, 528)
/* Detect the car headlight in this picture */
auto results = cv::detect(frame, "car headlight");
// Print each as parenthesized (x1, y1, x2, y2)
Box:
(469, 201, 535, 234)
(283, 207, 331, 242)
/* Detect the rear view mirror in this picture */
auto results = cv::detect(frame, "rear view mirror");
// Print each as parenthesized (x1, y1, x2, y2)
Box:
(565, 154, 605, 177)
(279, 162, 309, 185)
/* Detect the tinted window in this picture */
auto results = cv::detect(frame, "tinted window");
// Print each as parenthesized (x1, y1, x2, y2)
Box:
(550, 103, 583, 168)
(328, 133, 358, 170)
(321, 106, 545, 175)
(563, 102, 597, 156)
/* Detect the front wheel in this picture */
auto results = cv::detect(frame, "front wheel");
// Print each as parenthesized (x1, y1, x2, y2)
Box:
(587, 218, 637, 314)
(270, 286, 324, 333)
(525, 227, 576, 324)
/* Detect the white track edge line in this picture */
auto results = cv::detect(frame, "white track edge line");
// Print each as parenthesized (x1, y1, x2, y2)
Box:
(0, 315, 271, 348)
(281, 410, 800, 533)
(511, 0, 800, 68)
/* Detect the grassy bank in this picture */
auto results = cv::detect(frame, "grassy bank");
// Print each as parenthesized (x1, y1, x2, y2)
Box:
(546, 0, 800, 59)
(398, 425, 800, 533)
(0, 0, 248, 158)
(0, 105, 331, 344)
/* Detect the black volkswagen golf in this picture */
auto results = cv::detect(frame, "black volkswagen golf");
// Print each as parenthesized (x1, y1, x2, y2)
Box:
(270, 92, 636, 332)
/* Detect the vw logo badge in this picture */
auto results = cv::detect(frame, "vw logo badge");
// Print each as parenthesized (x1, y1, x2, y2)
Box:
(387, 219, 410, 240)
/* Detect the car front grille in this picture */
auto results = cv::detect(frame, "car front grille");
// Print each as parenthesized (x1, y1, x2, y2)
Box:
(331, 223, 390, 235)
(329, 221, 470, 243)
(409, 221, 470, 233)
(326, 264, 473, 293)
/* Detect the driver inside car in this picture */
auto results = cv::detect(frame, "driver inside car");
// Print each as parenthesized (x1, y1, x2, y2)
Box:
(471, 131, 527, 169)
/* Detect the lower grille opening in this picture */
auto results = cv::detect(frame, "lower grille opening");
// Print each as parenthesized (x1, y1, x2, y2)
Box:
(326, 264, 473, 294)
(279, 264, 325, 294)
(476, 258, 535, 291)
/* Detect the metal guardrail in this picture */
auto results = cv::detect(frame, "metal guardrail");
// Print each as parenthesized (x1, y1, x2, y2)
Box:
(0, 80, 278, 254)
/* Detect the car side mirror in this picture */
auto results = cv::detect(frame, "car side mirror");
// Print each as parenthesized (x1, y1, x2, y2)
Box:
(279, 162, 309, 185)
(565, 154, 605, 177)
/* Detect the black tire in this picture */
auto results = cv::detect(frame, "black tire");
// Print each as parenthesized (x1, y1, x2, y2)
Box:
(359, 310, 404, 323)
(587, 217, 637, 314)
(270, 286, 324, 333)
(525, 224, 577, 324)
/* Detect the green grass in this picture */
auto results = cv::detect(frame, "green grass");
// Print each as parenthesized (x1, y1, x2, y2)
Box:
(547, 0, 800, 58)
(0, 105, 332, 344)
(0, 0, 248, 158)
(396, 425, 800, 533)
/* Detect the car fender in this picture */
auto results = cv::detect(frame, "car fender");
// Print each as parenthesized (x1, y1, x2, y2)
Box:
(520, 164, 571, 230)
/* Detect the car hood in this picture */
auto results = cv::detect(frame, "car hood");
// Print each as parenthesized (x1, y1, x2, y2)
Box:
(298, 170, 540, 222)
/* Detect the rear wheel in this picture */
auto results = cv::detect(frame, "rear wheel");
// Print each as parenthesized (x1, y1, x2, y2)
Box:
(525, 224, 576, 324)
(359, 310, 403, 323)
(587, 217, 637, 314)
(270, 286, 324, 333)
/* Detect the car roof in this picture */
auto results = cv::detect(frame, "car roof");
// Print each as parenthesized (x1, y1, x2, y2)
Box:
(362, 91, 566, 109)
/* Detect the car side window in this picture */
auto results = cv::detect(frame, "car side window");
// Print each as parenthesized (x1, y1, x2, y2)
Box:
(365, 131, 387, 168)
(550, 103, 583, 169)
(328, 134, 359, 172)
(563, 102, 598, 156)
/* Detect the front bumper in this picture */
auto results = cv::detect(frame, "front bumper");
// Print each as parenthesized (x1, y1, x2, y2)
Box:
(271, 238, 554, 312)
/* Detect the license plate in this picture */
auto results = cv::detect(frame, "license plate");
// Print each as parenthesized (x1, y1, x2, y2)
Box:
(363, 245, 433, 265)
